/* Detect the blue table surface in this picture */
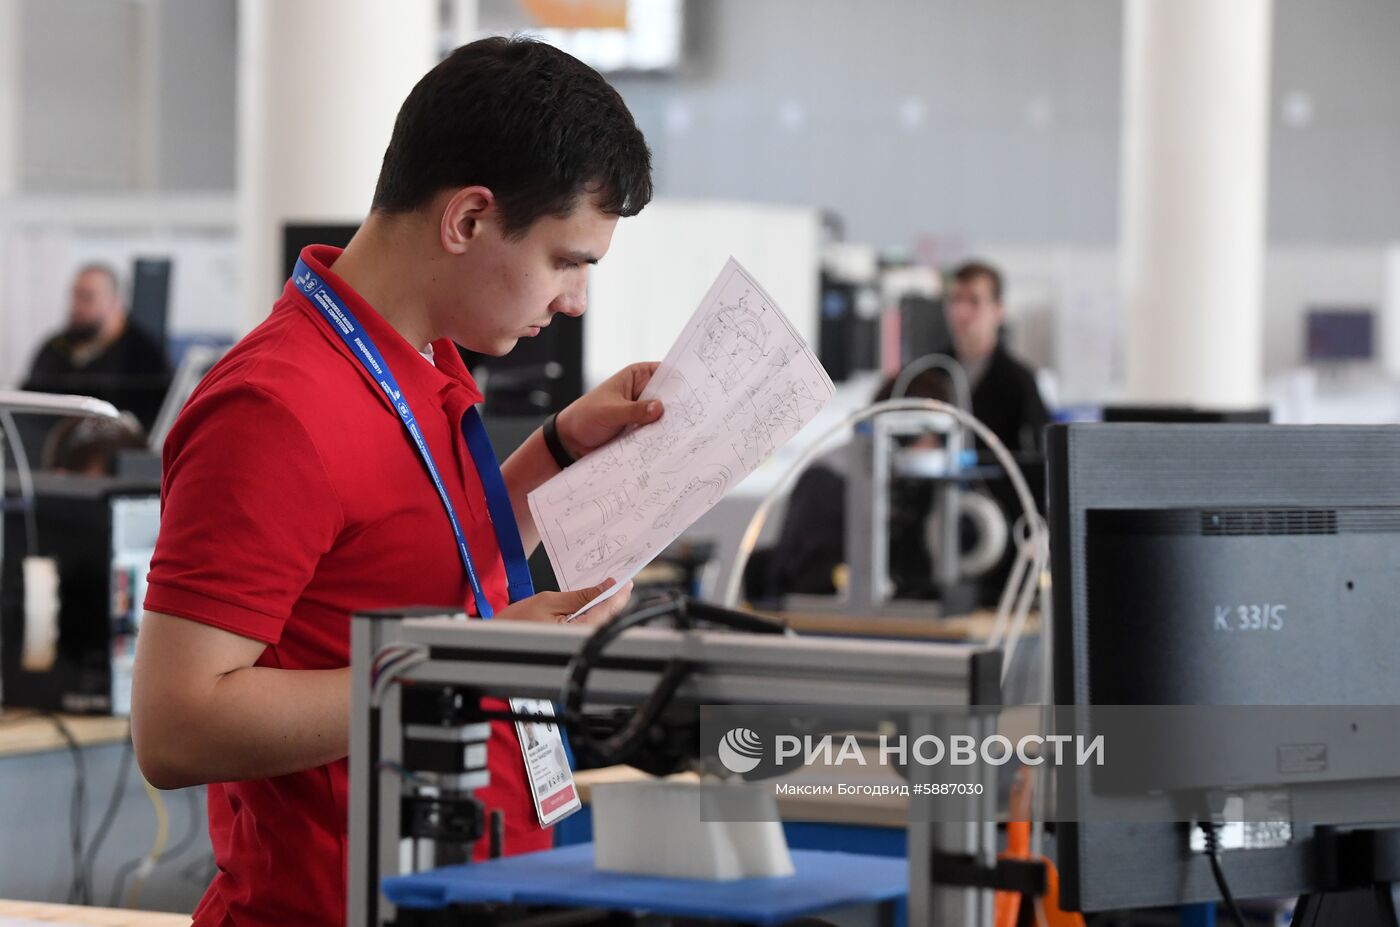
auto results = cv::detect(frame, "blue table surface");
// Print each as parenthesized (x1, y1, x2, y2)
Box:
(383, 843, 908, 925)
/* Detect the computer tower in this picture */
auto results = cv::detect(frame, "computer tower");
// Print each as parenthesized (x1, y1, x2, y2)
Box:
(817, 274, 879, 381)
(898, 294, 953, 368)
(1, 473, 160, 714)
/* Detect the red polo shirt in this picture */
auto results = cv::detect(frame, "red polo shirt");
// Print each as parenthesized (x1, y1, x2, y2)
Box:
(144, 245, 549, 926)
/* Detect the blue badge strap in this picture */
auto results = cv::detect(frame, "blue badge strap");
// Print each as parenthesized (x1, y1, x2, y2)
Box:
(293, 257, 519, 618)
(460, 407, 535, 603)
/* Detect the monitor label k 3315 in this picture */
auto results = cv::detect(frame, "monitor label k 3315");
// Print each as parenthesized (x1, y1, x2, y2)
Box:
(1214, 604, 1286, 631)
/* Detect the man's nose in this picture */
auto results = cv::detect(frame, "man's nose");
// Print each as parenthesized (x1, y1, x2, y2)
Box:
(553, 274, 588, 318)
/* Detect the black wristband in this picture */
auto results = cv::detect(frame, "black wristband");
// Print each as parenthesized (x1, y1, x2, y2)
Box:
(542, 412, 577, 470)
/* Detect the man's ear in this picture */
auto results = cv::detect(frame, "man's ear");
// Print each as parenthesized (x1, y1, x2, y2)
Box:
(440, 186, 495, 255)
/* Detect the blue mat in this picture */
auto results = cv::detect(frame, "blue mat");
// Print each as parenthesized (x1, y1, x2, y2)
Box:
(383, 843, 908, 925)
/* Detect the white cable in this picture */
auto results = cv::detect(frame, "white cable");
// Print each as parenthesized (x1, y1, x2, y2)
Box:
(1000, 518, 1046, 684)
(370, 644, 428, 707)
(890, 353, 975, 466)
(890, 352, 972, 414)
(984, 519, 1034, 652)
(723, 398, 1053, 875)
(890, 359, 1049, 685)
(722, 398, 1045, 627)
(0, 410, 39, 554)
(1030, 570, 1053, 863)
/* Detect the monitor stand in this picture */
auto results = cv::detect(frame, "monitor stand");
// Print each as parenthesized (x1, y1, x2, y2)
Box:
(1292, 827, 1400, 927)
(1291, 884, 1400, 927)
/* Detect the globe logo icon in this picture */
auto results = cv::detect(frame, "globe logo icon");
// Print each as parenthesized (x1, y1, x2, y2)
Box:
(717, 727, 764, 774)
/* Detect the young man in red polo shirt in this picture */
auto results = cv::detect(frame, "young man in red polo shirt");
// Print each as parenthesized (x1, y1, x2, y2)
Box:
(130, 37, 659, 926)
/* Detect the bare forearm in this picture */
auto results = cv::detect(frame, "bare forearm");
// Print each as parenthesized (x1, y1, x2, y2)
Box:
(136, 664, 349, 789)
(501, 426, 559, 554)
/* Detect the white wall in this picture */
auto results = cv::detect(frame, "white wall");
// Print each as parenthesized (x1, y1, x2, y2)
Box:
(586, 198, 822, 388)
(980, 245, 1394, 406)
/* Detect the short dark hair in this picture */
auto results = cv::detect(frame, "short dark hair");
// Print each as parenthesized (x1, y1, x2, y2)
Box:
(873, 369, 953, 404)
(951, 260, 1003, 303)
(372, 36, 653, 238)
(44, 413, 145, 475)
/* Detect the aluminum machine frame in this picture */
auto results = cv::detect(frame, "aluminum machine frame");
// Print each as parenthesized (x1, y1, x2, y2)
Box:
(350, 608, 1003, 927)
(784, 409, 978, 619)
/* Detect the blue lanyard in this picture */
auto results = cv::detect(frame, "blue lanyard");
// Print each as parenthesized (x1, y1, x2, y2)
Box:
(292, 258, 534, 617)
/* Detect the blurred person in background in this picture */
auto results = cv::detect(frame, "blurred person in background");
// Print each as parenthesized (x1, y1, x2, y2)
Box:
(22, 263, 171, 433)
(945, 259, 1048, 456)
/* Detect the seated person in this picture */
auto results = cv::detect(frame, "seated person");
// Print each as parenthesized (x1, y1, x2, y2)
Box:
(944, 259, 1049, 457)
(21, 263, 172, 433)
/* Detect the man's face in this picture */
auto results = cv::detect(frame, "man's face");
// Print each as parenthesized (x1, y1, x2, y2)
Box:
(68, 269, 122, 336)
(442, 195, 619, 356)
(945, 275, 1003, 361)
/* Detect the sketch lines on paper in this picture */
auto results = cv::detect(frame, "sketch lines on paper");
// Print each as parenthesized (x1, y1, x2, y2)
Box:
(651, 465, 732, 531)
(696, 293, 770, 394)
(575, 533, 627, 572)
(730, 377, 822, 470)
(527, 258, 836, 596)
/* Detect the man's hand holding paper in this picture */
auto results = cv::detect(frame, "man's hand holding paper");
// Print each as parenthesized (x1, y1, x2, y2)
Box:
(528, 258, 836, 618)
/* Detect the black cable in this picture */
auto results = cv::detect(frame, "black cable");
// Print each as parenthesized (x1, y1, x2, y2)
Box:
(43, 714, 90, 905)
(1201, 822, 1248, 927)
(561, 596, 694, 766)
(684, 599, 787, 635)
(560, 594, 785, 766)
(81, 727, 134, 893)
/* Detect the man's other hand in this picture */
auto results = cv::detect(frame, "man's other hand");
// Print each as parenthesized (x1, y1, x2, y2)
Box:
(495, 579, 634, 625)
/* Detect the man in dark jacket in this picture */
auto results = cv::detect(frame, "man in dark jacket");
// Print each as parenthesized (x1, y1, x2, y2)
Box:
(945, 259, 1049, 456)
(22, 263, 171, 433)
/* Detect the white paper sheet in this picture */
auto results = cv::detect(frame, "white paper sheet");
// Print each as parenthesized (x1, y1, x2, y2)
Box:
(528, 258, 835, 617)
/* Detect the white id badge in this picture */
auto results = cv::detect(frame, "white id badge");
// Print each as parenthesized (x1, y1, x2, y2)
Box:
(510, 698, 581, 826)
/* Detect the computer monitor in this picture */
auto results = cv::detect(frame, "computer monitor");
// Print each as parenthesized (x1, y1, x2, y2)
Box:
(1049, 423, 1400, 916)
(282, 222, 358, 281)
(128, 257, 172, 354)
(1099, 405, 1272, 424)
(1307, 308, 1375, 363)
(148, 343, 227, 453)
(1, 473, 160, 714)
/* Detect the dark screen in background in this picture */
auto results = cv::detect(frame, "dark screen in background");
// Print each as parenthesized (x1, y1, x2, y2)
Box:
(1306, 307, 1374, 362)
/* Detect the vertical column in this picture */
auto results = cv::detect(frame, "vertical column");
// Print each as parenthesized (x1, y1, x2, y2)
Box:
(1121, 0, 1273, 407)
(237, 0, 438, 332)
(1382, 245, 1400, 378)
(0, 0, 17, 198)
(0, 0, 21, 386)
